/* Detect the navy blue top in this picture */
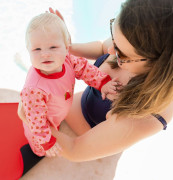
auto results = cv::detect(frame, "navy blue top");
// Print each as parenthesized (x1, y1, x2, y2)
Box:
(81, 54, 167, 130)
(81, 54, 111, 127)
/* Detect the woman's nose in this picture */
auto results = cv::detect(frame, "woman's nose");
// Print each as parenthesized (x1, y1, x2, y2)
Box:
(108, 45, 116, 55)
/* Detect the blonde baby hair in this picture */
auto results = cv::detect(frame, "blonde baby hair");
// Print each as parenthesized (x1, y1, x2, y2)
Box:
(25, 12, 70, 48)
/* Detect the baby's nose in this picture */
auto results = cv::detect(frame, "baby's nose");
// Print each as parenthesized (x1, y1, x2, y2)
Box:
(42, 51, 51, 57)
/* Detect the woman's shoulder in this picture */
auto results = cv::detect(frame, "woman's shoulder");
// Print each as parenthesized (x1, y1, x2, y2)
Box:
(106, 106, 172, 140)
(158, 101, 173, 124)
(96, 106, 172, 154)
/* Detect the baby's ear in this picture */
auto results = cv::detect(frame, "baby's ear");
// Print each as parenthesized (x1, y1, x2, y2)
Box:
(65, 39, 71, 51)
(66, 31, 72, 49)
(66, 38, 71, 50)
(68, 35, 72, 46)
(66, 44, 69, 51)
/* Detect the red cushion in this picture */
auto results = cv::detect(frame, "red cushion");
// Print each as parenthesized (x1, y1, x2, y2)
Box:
(0, 103, 28, 179)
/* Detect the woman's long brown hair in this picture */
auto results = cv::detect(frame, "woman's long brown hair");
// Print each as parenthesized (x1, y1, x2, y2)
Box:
(111, 0, 173, 117)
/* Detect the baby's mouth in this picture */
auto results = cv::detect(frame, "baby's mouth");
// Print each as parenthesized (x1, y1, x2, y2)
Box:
(42, 61, 53, 64)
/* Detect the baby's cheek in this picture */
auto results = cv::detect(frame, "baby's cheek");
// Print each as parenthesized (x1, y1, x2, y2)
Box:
(30, 56, 39, 66)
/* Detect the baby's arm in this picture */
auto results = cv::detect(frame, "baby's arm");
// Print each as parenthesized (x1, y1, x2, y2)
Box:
(21, 88, 57, 156)
(69, 54, 112, 91)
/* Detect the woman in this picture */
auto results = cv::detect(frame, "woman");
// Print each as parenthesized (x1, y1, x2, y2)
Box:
(49, 0, 173, 161)
(19, 0, 173, 163)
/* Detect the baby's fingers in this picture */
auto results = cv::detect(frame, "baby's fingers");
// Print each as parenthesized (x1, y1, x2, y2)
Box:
(116, 85, 124, 91)
(101, 92, 106, 100)
(111, 78, 123, 85)
(109, 85, 117, 91)
(111, 82, 122, 87)
(108, 89, 117, 94)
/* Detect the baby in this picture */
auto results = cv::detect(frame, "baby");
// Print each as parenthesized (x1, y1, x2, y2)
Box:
(21, 13, 118, 157)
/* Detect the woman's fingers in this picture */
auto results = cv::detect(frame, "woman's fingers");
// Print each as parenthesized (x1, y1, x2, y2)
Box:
(45, 150, 51, 157)
(49, 7, 55, 14)
(45, 142, 62, 157)
(49, 7, 64, 21)
(55, 10, 64, 21)
(54, 143, 62, 156)
(46, 148, 56, 157)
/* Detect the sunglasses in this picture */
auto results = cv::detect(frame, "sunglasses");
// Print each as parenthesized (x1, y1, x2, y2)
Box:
(110, 18, 147, 65)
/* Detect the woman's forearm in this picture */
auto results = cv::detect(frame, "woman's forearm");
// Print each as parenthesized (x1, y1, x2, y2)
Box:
(102, 37, 112, 54)
(69, 41, 104, 60)
(52, 113, 164, 162)
(54, 131, 98, 162)
(52, 117, 125, 162)
(69, 38, 112, 60)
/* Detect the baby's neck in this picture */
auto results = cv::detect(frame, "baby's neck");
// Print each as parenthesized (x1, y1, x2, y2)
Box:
(40, 66, 63, 75)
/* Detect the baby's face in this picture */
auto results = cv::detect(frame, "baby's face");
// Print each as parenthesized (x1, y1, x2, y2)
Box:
(27, 23, 68, 75)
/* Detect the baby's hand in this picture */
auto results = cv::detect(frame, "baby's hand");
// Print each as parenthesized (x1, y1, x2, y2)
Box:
(45, 142, 62, 158)
(101, 77, 123, 100)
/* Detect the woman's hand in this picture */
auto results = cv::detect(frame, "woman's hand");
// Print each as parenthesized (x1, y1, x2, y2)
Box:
(45, 142, 62, 158)
(49, 7, 64, 21)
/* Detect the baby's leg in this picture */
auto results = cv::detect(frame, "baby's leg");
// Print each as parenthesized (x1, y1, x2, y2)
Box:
(65, 92, 91, 136)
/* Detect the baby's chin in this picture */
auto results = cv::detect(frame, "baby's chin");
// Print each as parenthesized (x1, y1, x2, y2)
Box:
(41, 67, 63, 75)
